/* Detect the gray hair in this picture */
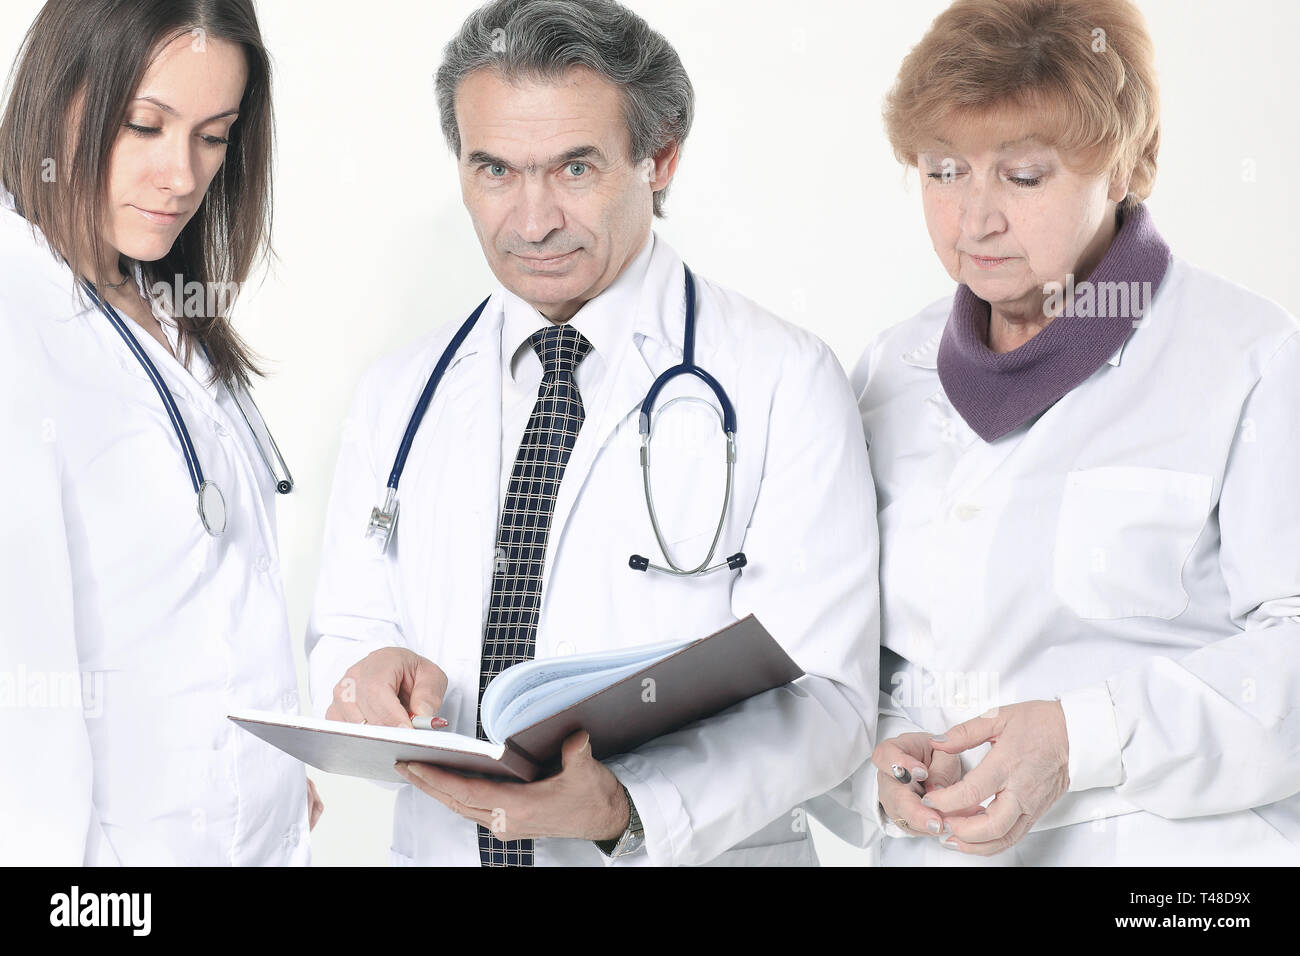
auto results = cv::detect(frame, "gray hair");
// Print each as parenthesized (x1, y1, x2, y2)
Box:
(435, 0, 694, 217)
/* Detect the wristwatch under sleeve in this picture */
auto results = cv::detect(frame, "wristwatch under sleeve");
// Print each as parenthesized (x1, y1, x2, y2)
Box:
(594, 783, 645, 858)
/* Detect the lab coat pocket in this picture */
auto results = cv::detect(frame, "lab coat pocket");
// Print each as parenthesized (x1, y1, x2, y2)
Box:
(1053, 467, 1213, 620)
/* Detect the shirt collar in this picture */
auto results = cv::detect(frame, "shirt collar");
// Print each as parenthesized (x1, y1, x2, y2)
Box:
(501, 230, 655, 382)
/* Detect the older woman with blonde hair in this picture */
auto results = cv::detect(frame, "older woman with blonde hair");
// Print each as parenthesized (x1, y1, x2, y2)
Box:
(846, 0, 1300, 865)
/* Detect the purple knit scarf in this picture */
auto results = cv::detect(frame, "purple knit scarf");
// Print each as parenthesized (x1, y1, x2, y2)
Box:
(936, 202, 1171, 442)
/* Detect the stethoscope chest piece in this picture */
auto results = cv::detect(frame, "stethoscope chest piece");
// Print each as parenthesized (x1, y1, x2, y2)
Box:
(366, 487, 400, 555)
(197, 480, 227, 536)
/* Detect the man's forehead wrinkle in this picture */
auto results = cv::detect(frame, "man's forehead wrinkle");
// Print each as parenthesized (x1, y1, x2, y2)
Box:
(468, 120, 604, 171)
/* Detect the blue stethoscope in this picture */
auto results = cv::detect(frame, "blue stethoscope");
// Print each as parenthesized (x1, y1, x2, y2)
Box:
(366, 265, 747, 577)
(82, 278, 294, 536)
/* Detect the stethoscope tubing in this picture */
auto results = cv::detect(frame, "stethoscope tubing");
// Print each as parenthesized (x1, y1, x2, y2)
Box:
(83, 279, 206, 493)
(83, 277, 293, 537)
(372, 264, 744, 576)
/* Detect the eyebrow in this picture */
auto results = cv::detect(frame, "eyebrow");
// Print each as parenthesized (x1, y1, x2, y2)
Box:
(465, 145, 607, 169)
(924, 136, 1046, 152)
(133, 96, 240, 123)
(996, 136, 1046, 151)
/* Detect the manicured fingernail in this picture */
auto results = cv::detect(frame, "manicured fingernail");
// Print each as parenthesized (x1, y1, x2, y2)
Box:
(911, 766, 928, 781)
(891, 764, 913, 785)
(921, 795, 935, 808)
(941, 837, 960, 850)
(926, 819, 941, 834)
(930, 734, 948, 743)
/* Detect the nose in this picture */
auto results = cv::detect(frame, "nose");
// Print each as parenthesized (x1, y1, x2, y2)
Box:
(513, 175, 564, 244)
(959, 176, 1008, 243)
(156, 133, 198, 197)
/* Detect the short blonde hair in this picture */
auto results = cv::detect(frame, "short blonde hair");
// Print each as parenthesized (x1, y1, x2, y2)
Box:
(884, 0, 1160, 207)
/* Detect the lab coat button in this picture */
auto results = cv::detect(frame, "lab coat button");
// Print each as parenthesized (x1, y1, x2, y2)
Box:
(255, 554, 271, 574)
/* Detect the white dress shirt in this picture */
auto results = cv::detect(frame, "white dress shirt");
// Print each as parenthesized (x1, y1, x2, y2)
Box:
(497, 233, 652, 508)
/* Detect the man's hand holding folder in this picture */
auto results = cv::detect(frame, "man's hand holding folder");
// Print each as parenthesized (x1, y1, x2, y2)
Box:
(396, 730, 630, 842)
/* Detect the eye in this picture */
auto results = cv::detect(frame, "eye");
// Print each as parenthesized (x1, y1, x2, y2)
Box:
(566, 161, 589, 177)
(925, 170, 962, 183)
(124, 123, 161, 137)
(485, 163, 509, 178)
(1006, 169, 1045, 188)
(200, 134, 231, 147)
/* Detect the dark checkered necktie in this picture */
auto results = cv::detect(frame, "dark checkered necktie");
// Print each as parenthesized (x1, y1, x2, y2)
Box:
(476, 323, 593, 867)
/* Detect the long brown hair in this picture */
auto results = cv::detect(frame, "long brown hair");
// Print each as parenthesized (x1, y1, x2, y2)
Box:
(0, 0, 275, 387)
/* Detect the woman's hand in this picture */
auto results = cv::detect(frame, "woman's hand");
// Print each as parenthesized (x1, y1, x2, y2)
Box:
(923, 700, 1070, 854)
(872, 732, 968, 836)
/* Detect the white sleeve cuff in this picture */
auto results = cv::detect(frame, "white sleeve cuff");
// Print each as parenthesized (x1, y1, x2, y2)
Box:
(604, 755, 690, 867)
(873, 794, 909, 840)
(1057, 682, 1125, 792)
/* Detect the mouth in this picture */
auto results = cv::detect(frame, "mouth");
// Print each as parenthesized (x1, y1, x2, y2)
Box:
(512, 248, 580, 271)
(966, 253, 1013, 270)
(130, 205, 184, 226)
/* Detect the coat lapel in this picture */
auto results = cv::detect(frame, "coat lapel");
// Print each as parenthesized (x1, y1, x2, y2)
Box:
(546, 333, 655, 565)
(409, 298, 504, 646)
(542, 241, 685, 594)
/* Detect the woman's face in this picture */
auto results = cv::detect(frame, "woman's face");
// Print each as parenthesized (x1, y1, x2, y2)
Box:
(99, 32, 247, 269)
(917, 115, 1127, 319)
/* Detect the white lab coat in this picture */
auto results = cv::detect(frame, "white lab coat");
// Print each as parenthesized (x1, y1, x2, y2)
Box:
(839, 256, 1300, 865)
(306, 233, 879, 866)
(0, 193, 309, 865)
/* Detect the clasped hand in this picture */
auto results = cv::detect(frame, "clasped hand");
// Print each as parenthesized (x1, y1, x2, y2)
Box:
(873, 700, 1070, 855)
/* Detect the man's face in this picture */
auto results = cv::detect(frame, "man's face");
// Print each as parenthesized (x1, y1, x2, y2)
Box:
(455, 66, 665, 321)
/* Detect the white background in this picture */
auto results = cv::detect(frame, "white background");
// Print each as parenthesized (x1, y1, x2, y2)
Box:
(3, 0, 1296, 865)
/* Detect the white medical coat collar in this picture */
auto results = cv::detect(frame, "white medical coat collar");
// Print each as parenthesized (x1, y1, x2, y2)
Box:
(0, 186, 95, 322)
(455, 230, 701, 382)
(499, 230, 655, 383)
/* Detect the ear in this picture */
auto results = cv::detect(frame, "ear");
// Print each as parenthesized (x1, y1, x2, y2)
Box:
(1107, 164, 1132, 204)
(647, 140, 681, 197)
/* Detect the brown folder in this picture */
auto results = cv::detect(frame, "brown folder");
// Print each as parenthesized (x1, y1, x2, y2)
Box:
(230, 614, 803, 782)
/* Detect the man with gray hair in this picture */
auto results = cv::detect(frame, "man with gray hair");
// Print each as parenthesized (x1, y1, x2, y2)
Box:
(307, 0, 879, 866)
